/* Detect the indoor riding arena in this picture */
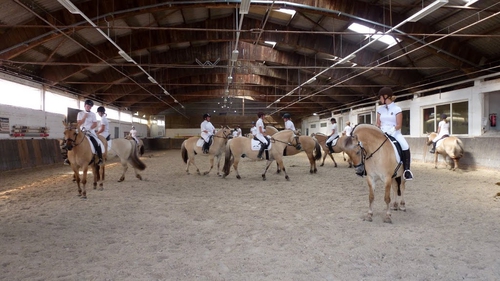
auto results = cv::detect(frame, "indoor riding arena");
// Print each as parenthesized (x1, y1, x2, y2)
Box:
(1, 0, 500, 280)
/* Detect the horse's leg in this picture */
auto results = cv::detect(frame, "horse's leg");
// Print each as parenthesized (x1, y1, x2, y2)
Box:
(434, 153, 439, 169)
(307, 152, 315, 174)
(364, 177, 376, 222)
(452, 158, 459, 171)
(203, 155, 215, 175)
(276, 162, 281, 174)
(262, 160, 274, 181)
(186, 152, 201, 175)
(72, 166, 82, 197)
(330, 153, 337, 167)
(97, 164, 104, 191)
(118, 160, 128, 182)
(383, 178, 393, 223)
(81, 166, 88, 199)
(233, 156, 241, 179)
(320, 152, 327, 166)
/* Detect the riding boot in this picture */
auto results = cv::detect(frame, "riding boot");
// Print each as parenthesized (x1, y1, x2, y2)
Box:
(257, 144, 265, 159)
(402, 149, 413, 180)
(89, 136, 103, 165)
(203, 142, 209, 154)
(327, 142, 333, 153)
(429, 142, 436, 154)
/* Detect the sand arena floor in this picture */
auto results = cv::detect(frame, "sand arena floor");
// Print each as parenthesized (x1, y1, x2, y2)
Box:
(1, 149, 499, 280)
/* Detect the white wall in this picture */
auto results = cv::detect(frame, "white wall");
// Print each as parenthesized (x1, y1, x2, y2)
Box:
(302, 77, 500, 137)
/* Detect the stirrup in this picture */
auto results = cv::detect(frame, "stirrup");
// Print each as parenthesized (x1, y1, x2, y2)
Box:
(403, 170, 413, 180)
(97, 158, 103, 166)
(429, 149, 435, 154)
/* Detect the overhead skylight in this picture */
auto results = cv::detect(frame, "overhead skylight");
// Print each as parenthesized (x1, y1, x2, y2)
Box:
(276, 8, 296, 17)
(463, 0, 478, 7)
(348, 23, 400, 47)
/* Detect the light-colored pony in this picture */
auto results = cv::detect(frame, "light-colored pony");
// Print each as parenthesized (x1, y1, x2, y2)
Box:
(340, 124, 406, 223)
(311, 133, 352, 168)
(125, 135, 144, 156)
(107, 138, 147, 182)
(265, 126, 322, 173)
(62, 120, 107, 199)
(426, 132, 464, 171)
(181, 126, 233, 176)
(222, 130, 301, 180)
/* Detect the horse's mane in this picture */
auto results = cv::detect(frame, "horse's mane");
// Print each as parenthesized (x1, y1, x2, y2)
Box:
(352, 124, 383, 135)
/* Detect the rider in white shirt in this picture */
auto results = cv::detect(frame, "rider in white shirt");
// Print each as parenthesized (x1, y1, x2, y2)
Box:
(283, 113, 297, 134)
(430, 113, 450, 154)
(76, 99, 103, 165)
(326, 118, 339, 153)
(96, 106, 110, 141)
(255, 112, 272, 159)
(200, 113, 215, 153)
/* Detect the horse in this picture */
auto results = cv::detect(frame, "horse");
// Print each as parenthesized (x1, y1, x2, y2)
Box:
(339, 124, 406, 223)
(311, 133, 352, 168)
(62, 120, 107, 199)
(181, 126, 233, 176)
(265, 126, 322, 174)
(426, 132, 464, 171)
(107, 138, 147, 182)
(125, 135, 144, 156)
(222, 129, 301, 181)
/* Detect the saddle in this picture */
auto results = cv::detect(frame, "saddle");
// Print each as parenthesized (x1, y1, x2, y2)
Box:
(384, 133, 403, 178)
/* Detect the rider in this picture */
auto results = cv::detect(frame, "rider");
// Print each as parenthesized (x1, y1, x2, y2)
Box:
(232, 125, 242, 138)
(283, 113, 297, 134)
(326, 118, 339, 153)
(430, 113, 450, 154)
(130, 126, 139, 144)
(376, 87, 413, 180)
(96, 106, 110, 141)
(256, 112, 272, 159)
(343, 121, 353, 136)
(201, 113, 215, 154)
(250, 121, 257, 136)
(77, 99, 103, 165)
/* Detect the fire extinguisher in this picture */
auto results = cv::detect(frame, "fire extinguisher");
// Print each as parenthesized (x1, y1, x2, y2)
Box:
(490, 113, 497, 127)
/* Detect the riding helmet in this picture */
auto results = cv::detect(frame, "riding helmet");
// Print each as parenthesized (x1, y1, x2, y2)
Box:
(441, 113, 447, 119)
(203, 113, 211, 119)
(84, 99, 94, 106)
(97, 106, 105, 113)
(330, 118, 336, 122)
(283, 113, 291, 119)
(378, 87, 393, 97)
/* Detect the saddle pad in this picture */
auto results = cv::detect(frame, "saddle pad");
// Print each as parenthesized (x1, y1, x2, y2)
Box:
(107, 139, 113, 151)
(196, 138, 204, 147)
(388, 139, 401, 163)
(436, 138, 445, 148)
(250, 139, 272, 151)
(85, 136, 104, 154)
(331, 138, 339, 147)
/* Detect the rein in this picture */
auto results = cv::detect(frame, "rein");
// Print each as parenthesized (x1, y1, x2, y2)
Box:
(270, 135, 301, 149)
(65, 128, 85, 148)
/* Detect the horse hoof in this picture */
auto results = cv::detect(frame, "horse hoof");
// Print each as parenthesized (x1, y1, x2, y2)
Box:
(236, 175, 241, 179)
(334, 164, 337, 168)
(137, 175, 142, 180)
(363, 216, 373, 222)
(285, 176, 290, 181)
(320, 164, 324, 167)
(383, 217, 393, 223)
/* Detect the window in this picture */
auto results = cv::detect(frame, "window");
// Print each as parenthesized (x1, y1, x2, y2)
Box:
(422, 101, 469, 135)
(401, 110, 410, 135)
(320, 122, 327, 128)
(310, 124, 317, 129)
(358, 113, 372, 124)
(0, 79, 41, 110)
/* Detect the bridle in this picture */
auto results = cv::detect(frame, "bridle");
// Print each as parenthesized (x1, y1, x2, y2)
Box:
(64, 127, 85, 150)
(352, 135, 388, 170)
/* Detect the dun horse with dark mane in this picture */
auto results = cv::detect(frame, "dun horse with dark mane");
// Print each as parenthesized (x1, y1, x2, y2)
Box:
(181, 126, 233, 176)
(62, 120, 107, 199)
(222, 130, 301, 180)
(340, 124, 407, 223)
(426, 132, 464, 170)
(265, 126, 322, 174)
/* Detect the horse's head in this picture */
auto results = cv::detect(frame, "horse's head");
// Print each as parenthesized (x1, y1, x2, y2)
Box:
(340, 134, 365, 175)
(219, 126, 233, 139)
(62, 120, 78, 150)
(265, 125, 279, 136)
(426, 132, 437, 145)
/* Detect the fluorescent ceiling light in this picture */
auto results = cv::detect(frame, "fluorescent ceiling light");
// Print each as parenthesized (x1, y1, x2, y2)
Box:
(305, 77, 316, 85)
(240, 0, 251, 14)
(407, 0, 448, 22)
(276, 8, 296, 17)
(148, 76, 157, 84)
(228, 76, 233, 83)
(57, 0, 80, 14)
(118, 50, 133, 62)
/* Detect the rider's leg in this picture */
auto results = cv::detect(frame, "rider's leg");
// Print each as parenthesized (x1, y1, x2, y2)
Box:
(402, 149, 413, 180)
(89, 136, 103, 165)
(430, 141, 437, 153)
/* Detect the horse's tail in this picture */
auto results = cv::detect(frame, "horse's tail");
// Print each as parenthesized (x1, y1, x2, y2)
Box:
(139, 144, 144, 156)
(455, 138, 465, 159)
(313, 139, 322, 161)
(222, 140, 233, 176)
(181, 140, 188, 164)
(129, 142, 146, 170)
